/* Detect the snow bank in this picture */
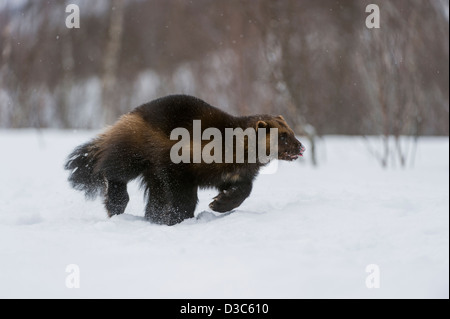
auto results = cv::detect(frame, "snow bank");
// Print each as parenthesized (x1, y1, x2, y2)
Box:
(0, 130, 448, 298)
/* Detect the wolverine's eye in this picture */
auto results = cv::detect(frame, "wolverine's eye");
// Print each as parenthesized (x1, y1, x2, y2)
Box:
(280, 133, 287, 143)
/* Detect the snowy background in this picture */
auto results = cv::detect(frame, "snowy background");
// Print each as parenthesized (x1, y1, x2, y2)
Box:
(0, 130, 448, 298)
(0, 0, 448, 300)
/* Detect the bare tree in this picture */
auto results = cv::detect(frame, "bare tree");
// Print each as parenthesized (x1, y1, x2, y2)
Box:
(101, 0, 125, 125)
(356, 1, 446, 167)
(0, 0, 447, 157)
(244, 0, 320, 165)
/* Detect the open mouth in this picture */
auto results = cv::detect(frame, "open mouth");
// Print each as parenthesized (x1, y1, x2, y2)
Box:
(279, 145, 305, 161)
(299, 145, 306, 157)
(280, 152, 300, 161)
(278, 145, 305, 161)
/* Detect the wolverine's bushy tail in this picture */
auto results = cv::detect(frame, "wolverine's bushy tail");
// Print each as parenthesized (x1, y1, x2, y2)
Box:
(64, 140, 105, 199)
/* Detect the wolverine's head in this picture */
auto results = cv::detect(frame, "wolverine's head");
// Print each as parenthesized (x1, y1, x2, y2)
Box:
(256, 115, 305, 161)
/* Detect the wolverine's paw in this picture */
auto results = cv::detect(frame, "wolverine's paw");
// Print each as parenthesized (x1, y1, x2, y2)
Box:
(209, 199, 235, 213)
(209, 192, 238, 213)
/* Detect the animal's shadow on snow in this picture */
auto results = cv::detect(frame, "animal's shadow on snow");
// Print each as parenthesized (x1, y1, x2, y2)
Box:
(194, 210, 235, 223)
(193, 209, 263, 224)
(110, 209, 262, 225)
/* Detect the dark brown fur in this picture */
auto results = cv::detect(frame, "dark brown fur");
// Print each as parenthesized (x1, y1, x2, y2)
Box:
(65, 95, 304, 225)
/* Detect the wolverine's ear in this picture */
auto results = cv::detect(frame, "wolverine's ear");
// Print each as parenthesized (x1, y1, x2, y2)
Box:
(276, 115, 285, 121)
(256, 120, 268, 130)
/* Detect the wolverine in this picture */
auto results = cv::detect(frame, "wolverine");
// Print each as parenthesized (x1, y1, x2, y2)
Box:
(65, 95, 305, 225)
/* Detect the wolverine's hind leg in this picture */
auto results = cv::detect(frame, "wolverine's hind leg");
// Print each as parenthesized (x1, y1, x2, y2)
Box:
(143, 171, 198, 225)
(104, 180, 129, 217)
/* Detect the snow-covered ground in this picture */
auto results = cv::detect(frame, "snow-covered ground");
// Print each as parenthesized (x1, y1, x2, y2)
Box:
(0, 130, 448, 298)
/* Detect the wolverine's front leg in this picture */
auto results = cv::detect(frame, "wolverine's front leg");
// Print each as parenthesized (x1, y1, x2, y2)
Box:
(209, 181, 253, 213)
